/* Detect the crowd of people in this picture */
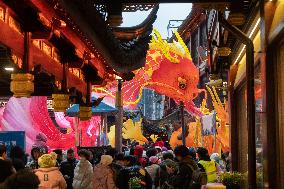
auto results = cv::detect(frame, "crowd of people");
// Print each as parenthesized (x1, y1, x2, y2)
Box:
(0, 139, 231, 189)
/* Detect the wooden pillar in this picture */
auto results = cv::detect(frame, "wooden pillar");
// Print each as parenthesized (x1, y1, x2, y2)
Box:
(23, 32, 31, 72)
(180, 101, 186, 145)
(260, 1, 277, 188)
(228, 64, 239, 171)
(115, 79, 123, 152)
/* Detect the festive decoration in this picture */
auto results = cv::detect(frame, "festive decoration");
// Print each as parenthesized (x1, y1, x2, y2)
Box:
(122, 119, 148, 144)
(169, 92, 230, 154)
(10, 73, 34, 98)
(0, 97, 100, 152)
(108, 125, 116, 147)
(93, 29, 204, 116)
(108, 119, 148, 147)
(170, 122, 197, 148)
(206, 86, 229, 124)
(79, 106, 92, 121)
(150, 134, 158, 142)
(52, 94, 70, 112)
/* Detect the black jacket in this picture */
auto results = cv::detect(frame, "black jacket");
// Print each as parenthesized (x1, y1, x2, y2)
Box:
(0, 159, 14, 183)
(172, 158, 200, 189)
(117, 165, 152, 189)
(154, 164, 172, 188)
(60, 158, 78, 189)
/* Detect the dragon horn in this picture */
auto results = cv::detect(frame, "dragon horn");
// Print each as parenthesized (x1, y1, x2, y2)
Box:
(152, 29, 179, 63)
(174, 30, 192, 60)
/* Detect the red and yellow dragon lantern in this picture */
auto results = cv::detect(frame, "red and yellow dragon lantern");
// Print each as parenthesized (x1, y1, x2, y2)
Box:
(94, 29, 205, 116)
(94, 29, 229, 152)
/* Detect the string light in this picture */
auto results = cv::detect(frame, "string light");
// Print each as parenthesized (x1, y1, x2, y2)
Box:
(234, 17, 261, 64)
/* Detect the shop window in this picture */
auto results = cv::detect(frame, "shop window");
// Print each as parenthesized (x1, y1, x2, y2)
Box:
(276, 40, 284, 189)
(254, 64, 265, 189)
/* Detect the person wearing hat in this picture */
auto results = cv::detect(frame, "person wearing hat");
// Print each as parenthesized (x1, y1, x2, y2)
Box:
(35, 152, 67, 189)
(134, 145, 147, 168)
(145, 156, 161, 184)
(154, 146, 163, 160)
(197, 147, 217, 183)
(93, 155, 117, 189)
(210, 153, 225, 174)
(32, 133, 48, 154)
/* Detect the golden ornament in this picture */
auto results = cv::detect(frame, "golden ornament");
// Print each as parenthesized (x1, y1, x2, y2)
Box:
(52, 94, 70, 112)
(10, 73, 34, 98)
(79, 106, 92, 121)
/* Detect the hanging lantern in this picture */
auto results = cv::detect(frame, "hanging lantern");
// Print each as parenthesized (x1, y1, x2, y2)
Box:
(10, 73, 34, 98)
(52, 94, 70, 112)
(228, 13, 246, 26)
(217, 47, 231, 57)
(79, 106, 92, 121)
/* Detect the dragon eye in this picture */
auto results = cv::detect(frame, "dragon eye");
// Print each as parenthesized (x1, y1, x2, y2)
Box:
(177, 77, 187, 90)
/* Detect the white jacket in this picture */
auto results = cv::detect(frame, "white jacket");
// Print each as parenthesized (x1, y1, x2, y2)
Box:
(72, 159, 93, 189)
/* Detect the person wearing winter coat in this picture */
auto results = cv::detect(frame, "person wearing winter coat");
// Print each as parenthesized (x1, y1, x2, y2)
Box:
(60, 148, 78, 189)
(0, 144, 16, 183)
(154, 159, 177, 189)
(35, 153, 67, 189)
(26, 147, 44, 170)
(72, 150, 93, 189)
(10, 146, 26, 171)
(210, 153, 226, 174)
(197, 147, 218, 183)
(134, 145, 147, 167)
(0, 169, 40, 189)
(32, 133, 48, 154)
(172, 145, 201, 189)
(117, 155, 152, 189)
(93, 155, 117, 189)
(145, 156, 161, 182)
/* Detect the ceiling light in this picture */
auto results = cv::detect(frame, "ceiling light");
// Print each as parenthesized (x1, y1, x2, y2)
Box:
(4, 67, 14, 71)
(234, 17, 260, 64)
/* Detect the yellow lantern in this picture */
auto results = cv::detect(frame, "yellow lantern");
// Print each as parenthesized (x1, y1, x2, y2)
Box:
(79, 106, 92, 121)
(10, 73, 34, 98)
(52, 94, 70, 112)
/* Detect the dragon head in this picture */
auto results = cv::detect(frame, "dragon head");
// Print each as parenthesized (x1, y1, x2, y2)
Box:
(146, 29, 200, 102)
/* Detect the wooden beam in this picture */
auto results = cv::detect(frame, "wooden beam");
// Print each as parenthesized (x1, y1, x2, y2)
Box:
(92, 0, 230, 3)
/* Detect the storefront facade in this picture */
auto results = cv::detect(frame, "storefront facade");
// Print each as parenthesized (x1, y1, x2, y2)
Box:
(229, 1, 284, 188)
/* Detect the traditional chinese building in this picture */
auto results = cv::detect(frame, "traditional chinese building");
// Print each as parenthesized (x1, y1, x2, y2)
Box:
(0, 0, 158, 98)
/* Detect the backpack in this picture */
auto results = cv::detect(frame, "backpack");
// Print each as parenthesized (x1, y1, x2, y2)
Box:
(186, 163, 207, 186)
(127, 166, 147, 189)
